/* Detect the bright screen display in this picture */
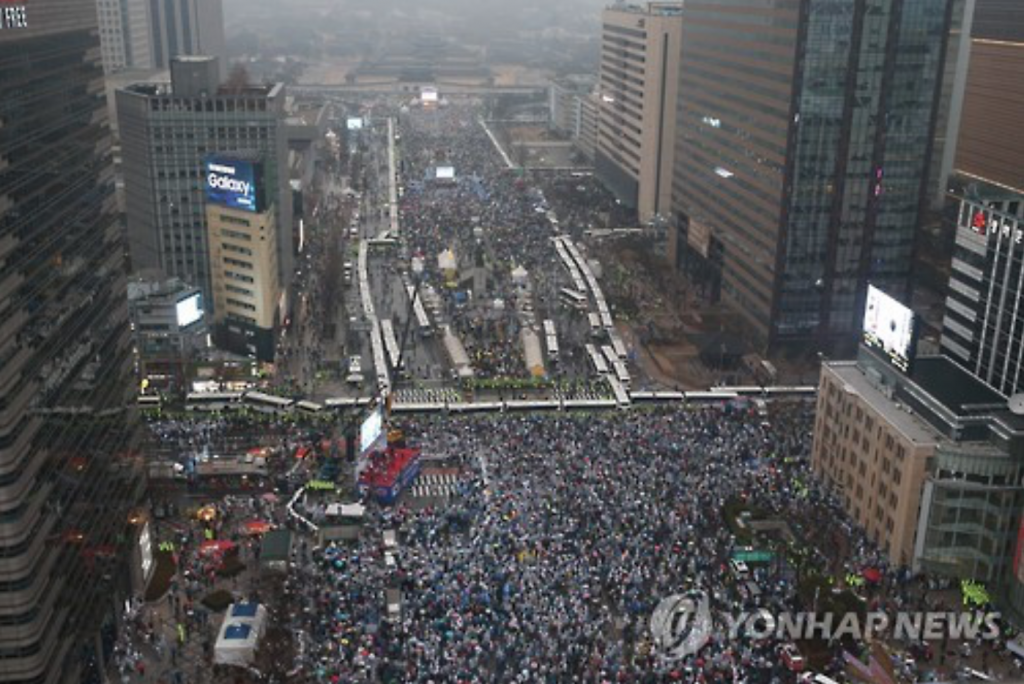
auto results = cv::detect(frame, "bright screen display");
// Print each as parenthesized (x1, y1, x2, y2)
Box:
(139, 522, 154, 580)
(359, 407, 384, 455)
(421, 87, 439, 103)
(862, 284, 917, 373)
(205, 156, 260, 213)
(346, 117, 363, 130)
(436, 166, 455, 180)
(175, 293, 203, 328)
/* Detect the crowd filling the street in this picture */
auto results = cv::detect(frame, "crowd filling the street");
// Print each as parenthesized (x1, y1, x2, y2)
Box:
(128, 399, 1021, 684)
(124, 95, 1024, 684)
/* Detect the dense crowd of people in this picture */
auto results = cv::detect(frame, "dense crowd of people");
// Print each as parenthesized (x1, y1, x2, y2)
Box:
(395, 102, 625, 383)
(280, 403, 893, 683)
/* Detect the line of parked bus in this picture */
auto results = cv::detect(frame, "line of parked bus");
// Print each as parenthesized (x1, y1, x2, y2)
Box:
(542, 319, 559, 363)
(165, 384, 816, 416)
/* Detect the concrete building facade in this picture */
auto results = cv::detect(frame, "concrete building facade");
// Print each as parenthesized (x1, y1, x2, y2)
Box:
(96, 0, 154, 73)
(955, 39, 1024, 196)
(942, 198, 1024, 397)
(813, 346, 1024, 617)
(595, 2, 682, 222)
(672, 0, 957, 348)
(207, 183, 281, 363)
(813, 361, 938, 566)
(148, 0, 226, 76)
(116, 56, 292, 316)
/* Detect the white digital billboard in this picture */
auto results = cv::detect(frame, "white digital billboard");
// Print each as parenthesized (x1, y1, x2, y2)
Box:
(359, 407, 384, 455)
(862, 284, 917, 373)
(421, 87, 439, 103)
(436, 166, 455, 180)
(175, 293, 203, 328)
(139, 522, 154, 581)
(346, 117, 363, 130)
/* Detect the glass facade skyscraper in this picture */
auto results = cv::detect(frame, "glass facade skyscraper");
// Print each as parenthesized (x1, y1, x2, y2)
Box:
(674, 0, 956, 347)
(0, 1, 144, 682)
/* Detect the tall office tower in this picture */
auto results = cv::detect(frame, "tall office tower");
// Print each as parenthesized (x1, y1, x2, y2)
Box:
(149, 0, 226, 76)
(942, 199, 1024, 396)
(927, 0, 973, 209)
(116, 56, 292, 315)
(595, 2, 683, 223)
(96, 0, 154, 73)
(206, 152, 282, 362)
(672, 0, 956, 349)
(0, 0, 145, 682)
(952, 0, 1024, 198)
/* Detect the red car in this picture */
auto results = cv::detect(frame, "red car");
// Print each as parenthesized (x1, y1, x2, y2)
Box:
(779, 643, 806, 672)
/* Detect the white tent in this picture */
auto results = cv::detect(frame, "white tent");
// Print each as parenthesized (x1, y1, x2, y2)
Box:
(438, 249, 457, 271)
(214, 603, 268, 667)
(511, 265, 528, 286)
(326, 502, 366, 520)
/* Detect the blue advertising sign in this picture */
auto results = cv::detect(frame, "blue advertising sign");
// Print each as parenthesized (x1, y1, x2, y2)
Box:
(205, 156, 261, 213)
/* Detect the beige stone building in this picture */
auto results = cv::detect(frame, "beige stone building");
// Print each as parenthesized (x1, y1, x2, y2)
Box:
(207, 202, 281, 361)
(595, 2, 682, 222)
(812, 361, 938, 566)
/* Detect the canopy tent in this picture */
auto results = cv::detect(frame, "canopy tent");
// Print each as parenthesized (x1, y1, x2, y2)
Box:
(243, 520, 273, 536)
(213, 602, 267, 667)
(260, 530, 292, 572)
(511, 265, 528, 287)
(437, 248, 457, 271)
(325, 503, 366, 520)
(199, 539, 235, 557)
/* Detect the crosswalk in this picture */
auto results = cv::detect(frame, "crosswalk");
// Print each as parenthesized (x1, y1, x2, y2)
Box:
(408, 472, 461, 499)
(395, 388, 462, 404)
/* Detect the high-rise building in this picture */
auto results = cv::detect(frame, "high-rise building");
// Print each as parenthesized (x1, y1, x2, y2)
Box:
(96, 0, 154, 73)
(0, 0, 146, 681)
(942, 198, 1024, 396)
(116, 56, 292, 317)
(549, 75, 598, 163)
(148, 0, 226, 76)
(673, 0, 956, 348)
(550, 76, 595, 138)
(953, 11, 1024, 197)
(595, 2, 682, 222)
(206, 153, 282, 362)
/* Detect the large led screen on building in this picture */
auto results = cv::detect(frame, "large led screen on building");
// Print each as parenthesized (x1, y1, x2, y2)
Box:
(205, 156, 261, 213)
(175, 293, 203, 328)
(436, 166, 455, 180)
(862, 284, 918, 374)
(359, 406, 384, 455)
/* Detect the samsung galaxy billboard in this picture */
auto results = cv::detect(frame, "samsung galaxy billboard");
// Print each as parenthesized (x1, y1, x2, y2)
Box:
(205, 156, 262, 213)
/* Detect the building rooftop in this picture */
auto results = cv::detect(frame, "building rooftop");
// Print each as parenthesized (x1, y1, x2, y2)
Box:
(827, 361, 942, 445)
(607, 1, 683, 16)
(911, 356, 1007, 415)
(121, 81, 281, 99)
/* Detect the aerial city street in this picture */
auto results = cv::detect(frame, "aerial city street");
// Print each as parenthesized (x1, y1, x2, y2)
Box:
(3, 0, 1024, 683)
